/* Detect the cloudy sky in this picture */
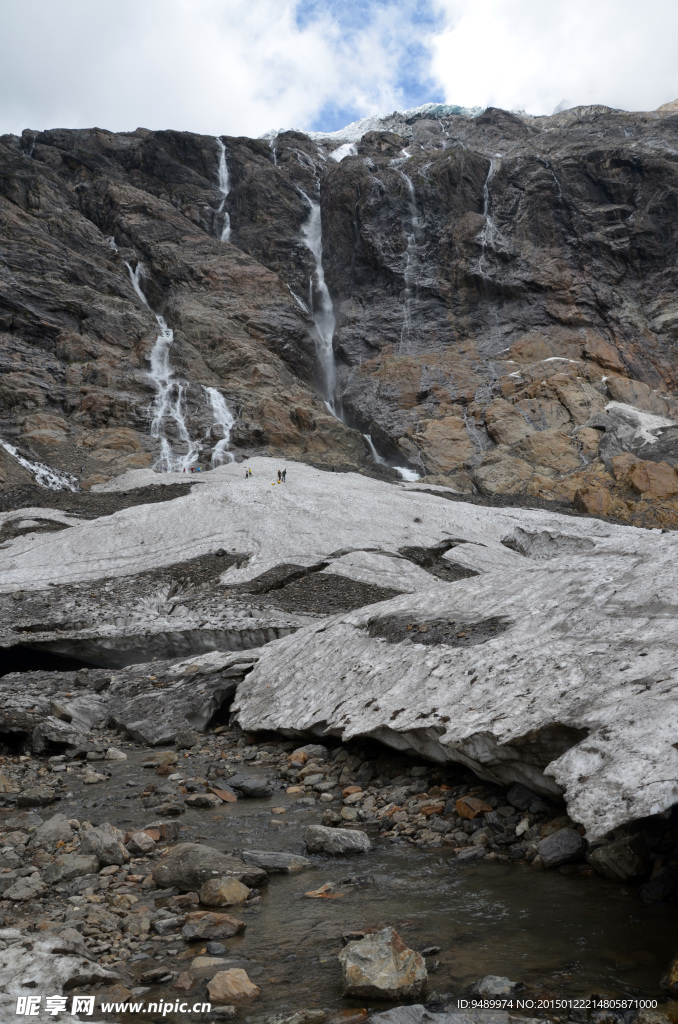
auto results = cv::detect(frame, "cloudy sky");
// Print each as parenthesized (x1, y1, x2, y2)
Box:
(1, 0, 676, 138)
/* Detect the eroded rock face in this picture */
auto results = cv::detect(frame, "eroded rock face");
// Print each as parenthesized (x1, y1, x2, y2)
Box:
(2, 106, 678, 524)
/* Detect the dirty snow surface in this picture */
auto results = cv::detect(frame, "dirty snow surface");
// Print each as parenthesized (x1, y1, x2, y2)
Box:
(2, 458, 677, 839)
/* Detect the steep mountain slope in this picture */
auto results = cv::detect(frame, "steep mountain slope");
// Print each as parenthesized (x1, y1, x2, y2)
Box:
(2, 103, 678, 523)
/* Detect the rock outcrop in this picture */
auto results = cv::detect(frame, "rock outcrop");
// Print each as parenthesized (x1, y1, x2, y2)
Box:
(2, 104, 678, 525)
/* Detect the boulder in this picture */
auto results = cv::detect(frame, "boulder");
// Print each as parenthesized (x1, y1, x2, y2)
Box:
(207, 968, 260, 1003)
(506, 784, 538, 810)
(224, 774, 273, 798)
(338, 926, 427, 1000)
(588, 834, 648, 880)
(456, 796, 493, 819)
(241, 849, 312, 874)
(16, 786, 55, 807)
(303, 825, 371, 855)
(199, 877, 250, 906)
(537, 828, 585, 868)
(181, 911, 246, 940)
(126, 831, 156, 856)
(470, 975, 519, 997)
(28, 813, 72, 847)
(43, 853, 99, 884)
(152, 843, 266, 891)
(79, 823, 129, 866)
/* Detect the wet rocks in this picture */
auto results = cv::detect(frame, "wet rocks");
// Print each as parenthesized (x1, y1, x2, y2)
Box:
(303, 825, 371, 855)
(536, 828, 585, 868)
(151, 843, 266, 890)
(225, 774, 274, 798)
(182, 911, 246, 940)
(207, 967, 260, 1003)
(588, 834, 649, 880)
(338, 926, 427, 999)
(470, 975, 520, 997)
(661, 953, 678, 994)
(241, 849, 312, 874)
(199, 877, 250, 906)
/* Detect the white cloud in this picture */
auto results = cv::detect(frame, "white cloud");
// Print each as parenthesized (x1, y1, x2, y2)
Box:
(0, 0, 431, 138)
(431, 0, 678, 115)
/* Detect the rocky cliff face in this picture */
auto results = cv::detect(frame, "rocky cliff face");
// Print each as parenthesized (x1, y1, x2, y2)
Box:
(2, 103, 678, 522)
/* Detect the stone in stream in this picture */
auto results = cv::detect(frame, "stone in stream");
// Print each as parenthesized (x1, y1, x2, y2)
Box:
(207, 967, 260, 1003)
(241, 849, 312, 873)
(152, 843, 266, 890)
(199, 876, 250, 906)
(303, 824, 371, 855)
(537, 828, 585, 867)
(588, 834, 649, 880)
(16, 786, 55, 807)
(182, 912, 246, 940)
(185, 793, 222, 808)
(140, 750, 178, 767)
(224, 774, 273, 798)
(470, 975, 519, 997)
(338, 926, 427, 999)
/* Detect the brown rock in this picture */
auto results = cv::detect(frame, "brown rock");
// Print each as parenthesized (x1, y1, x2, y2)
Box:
(573, 485, 611, 515)
(661, 953, 678, 994)
(207, 968, 260, 1004)
(583, 335, 626, 373)
(198, 876, 250, 906)
(472, 451, 533, 495)
(414, 415, 473, 473)
(628, 460, 678, 499)
(611, 452, 642, 481)
(338, 926, 427, 1000)
(181, 911, 246, 940)
(485, 400, 533, 446)
(456, 796, 493, 819)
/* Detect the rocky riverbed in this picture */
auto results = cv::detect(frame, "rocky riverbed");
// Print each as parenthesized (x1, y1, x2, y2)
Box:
(0, 714, 677, 1023)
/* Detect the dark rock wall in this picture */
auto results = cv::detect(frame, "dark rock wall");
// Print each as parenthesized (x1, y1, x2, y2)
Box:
(2, 105, 678, 521)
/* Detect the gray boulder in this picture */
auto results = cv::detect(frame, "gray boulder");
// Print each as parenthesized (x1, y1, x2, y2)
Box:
(588, 834, 649, 880)
(470, 975, 519, 997)
(29, 813, 73, 848)
(79, 822, 129, 866)
(303, 825, 371, 855)
(537, 828, 585, 867)
(152, 843, 267, 891)
(225, 774, 273, 798)
(241, 849, 311, 874)
(43, 853, 100, 883)
(339, 926, 426, 999)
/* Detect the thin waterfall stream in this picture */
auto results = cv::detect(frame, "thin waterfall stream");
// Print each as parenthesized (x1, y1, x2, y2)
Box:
(298, 186, 419, 481)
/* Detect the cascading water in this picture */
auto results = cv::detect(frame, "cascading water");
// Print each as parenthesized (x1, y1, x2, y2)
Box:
(398, 169, 420, 349)
(206, 387, 235, 467)
(216, 139, 232, 243)
(476, 154, 505, 277)
(122, 260, 235, 471)
(297, 186, 420, 482)
(298, 191, 337, 404)
(0, 439, 78, 491)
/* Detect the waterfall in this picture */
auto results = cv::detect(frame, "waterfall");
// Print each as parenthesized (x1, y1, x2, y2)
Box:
(476, 154, 504, 277)
(398, 169, 420, 348)
(206, 387, 235, 467)
(0, 439, 78, 491)
(298, 191, 337, 404)
(295, 188, 419, 481)
(123, 260, 235, 471)
(216, 139, 232, 243)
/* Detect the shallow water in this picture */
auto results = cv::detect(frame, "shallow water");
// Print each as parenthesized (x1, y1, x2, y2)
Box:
(60, 750, 677, 1017)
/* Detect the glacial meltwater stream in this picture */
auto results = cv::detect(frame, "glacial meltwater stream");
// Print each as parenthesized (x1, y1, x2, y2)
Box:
(58, 749, 677, 1020)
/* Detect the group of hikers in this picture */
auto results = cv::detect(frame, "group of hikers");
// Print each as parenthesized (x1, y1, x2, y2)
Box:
(243, 466, 287, 482)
